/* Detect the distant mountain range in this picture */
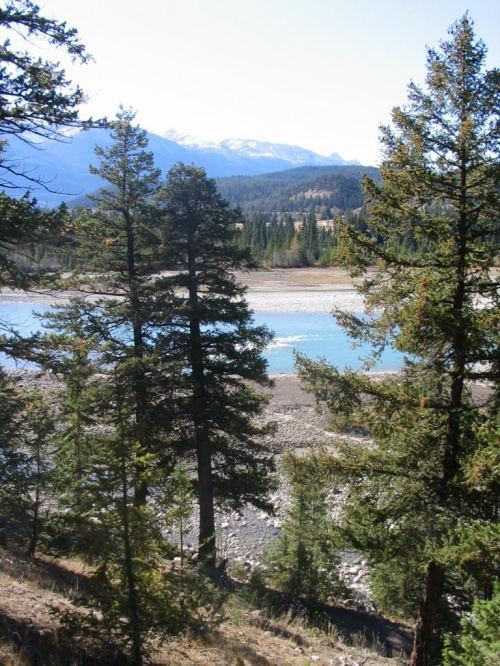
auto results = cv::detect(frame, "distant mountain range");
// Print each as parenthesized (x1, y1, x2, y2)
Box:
(0, 127, 361, 207)
(162, 130, 359, 169)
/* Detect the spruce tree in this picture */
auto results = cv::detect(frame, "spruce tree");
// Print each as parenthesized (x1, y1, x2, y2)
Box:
(0, 0, 101, 295)
(37, 299, 101, 518)
(443, 581, 500, 666)
(71, 108, 163, 505)
(23, 391, 55, 557)
(0, 370, 31, 545)
(264, 450, 344, 602)
(155, 163, 275, 568)
(297, 16, 499, 666)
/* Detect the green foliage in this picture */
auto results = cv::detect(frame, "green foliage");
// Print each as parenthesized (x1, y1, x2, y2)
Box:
(0, 370, 30, 545)
(155, 162, 276, 566)
(22, 391, 55, 557)
(0, 192, 71, 292)
(264, 450, 345, 602)
(36, 300, 101, 520)
(0, 377, 57, 553)
(163, 464, 195, 566)
(0, 0, 93, 145)
(297, 15, 500, 665)
(67, 109, 170, 507)
(369, 559, 426, 621)
(443, 581, 500, 666)
(0, 0, 101, 292)
(74, 107, 161, 280)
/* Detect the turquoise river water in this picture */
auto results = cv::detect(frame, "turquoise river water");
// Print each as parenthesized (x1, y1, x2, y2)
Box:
(0, 304, 403, 374)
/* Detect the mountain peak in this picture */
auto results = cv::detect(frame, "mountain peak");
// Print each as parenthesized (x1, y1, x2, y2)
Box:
(6, 127, 361, 207)
(162, 130, 219, 150)
(162, 130, 359, 167)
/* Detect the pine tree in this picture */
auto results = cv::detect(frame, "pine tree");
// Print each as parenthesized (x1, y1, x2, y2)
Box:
(163, 464, 196, 567)
(155, 163, 275, 568)
(63, 365, 164, 666)
(37, 299, 101, 518)
(443, 581, 500, 666)
(264, 450, 344, 602)
(36, 302, 212, 661)
(0, 0, 101, 294)
(0, 370, 31, 545)
(297, 16, 500, 666)
(71, 108, 163, 505)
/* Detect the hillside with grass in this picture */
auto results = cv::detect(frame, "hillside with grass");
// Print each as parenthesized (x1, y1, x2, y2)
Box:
(0, 545, 411, 665)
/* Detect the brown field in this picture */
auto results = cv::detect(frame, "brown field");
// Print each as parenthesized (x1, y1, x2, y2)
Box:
(235, 267, 360, 292)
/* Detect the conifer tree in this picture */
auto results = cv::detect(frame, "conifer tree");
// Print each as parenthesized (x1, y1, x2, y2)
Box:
(37, 299, 100, 517)
(297, 16, 499, 666)
(163, 464, 195, 567)
(23, 391, 55, 557)
(71, 108, 163, 505)
(0, 370, 31, 545)
(0, 0, 101, 294)
(264, 450, 344, 602)
(36, 303, 212, 662)
(64, 365, 166, 666)
(155, 163, 275, 568)
(443, 581, 500, 666)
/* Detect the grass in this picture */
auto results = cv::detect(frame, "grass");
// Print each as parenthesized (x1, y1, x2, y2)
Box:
(0, 545, 409, 665)
(234, 267, 362, 289)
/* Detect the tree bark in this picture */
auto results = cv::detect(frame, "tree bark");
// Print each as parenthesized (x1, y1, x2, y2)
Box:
(196, 442, 216, 568)
(119, 407, 143, 666)
(410, 560, 445, 666)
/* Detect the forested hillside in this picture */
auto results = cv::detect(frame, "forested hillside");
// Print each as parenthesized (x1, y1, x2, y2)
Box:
(25, 164, 379, 271)
(216, 165, 378, 267)
(216, 165, 380, 214)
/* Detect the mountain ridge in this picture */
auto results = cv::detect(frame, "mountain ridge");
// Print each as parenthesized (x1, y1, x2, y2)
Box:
(162, 129, 360, 167)
(1, 127, 364, 207)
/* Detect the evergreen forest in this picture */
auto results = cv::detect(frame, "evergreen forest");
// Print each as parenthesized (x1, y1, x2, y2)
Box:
(0, 3, 499, 666)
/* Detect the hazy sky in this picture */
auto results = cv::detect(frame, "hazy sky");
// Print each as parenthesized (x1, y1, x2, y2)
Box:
(38, 0, 499, 165)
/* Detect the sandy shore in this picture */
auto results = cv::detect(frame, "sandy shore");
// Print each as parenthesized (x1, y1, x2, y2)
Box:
(247, 289, 363, 313)
(0, 268, 365, 313)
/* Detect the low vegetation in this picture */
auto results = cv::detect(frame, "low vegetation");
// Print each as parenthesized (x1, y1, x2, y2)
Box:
(0, 4, 498, 666)
(0, 544, 411, 665)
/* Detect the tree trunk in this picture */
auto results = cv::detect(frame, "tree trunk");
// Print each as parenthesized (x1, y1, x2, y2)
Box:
(186, 238, 217, 568)
(28, 441, 42, 558)
(196, 443, 216, 568)
(28, 492, 40, 558)
(119, 416, 143, 666)
(410, 560, 445, 666)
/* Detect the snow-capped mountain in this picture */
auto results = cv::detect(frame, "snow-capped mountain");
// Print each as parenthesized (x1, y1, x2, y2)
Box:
(163, 130, 359, 167)
(2, 127, 361, 207)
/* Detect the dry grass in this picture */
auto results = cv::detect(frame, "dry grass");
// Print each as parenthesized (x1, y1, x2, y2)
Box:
(0, 547, 408, 665)
(234, 268, 362, 291)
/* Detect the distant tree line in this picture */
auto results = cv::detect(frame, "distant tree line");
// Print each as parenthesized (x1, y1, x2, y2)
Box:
(215, 165, 379, 214)
(1, 5, 499, 666)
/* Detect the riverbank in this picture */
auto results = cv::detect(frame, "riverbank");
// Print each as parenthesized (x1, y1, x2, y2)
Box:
(0, 267, 365, 313)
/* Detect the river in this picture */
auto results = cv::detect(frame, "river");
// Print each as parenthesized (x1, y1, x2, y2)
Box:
(0, 303, 403, 374)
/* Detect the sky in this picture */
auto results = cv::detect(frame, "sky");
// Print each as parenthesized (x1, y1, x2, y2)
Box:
(35, 0, 500, 166)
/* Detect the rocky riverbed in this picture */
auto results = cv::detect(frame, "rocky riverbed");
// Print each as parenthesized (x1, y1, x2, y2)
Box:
(6, 366, 374, 601)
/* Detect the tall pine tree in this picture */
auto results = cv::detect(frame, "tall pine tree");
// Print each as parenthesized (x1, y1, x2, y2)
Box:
(297, 16, 500, 666)
(70, 108, 163, 505)
(155, 163, 275, 567)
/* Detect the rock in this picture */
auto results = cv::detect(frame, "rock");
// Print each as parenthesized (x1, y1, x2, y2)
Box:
(249, 610, 263, 620)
